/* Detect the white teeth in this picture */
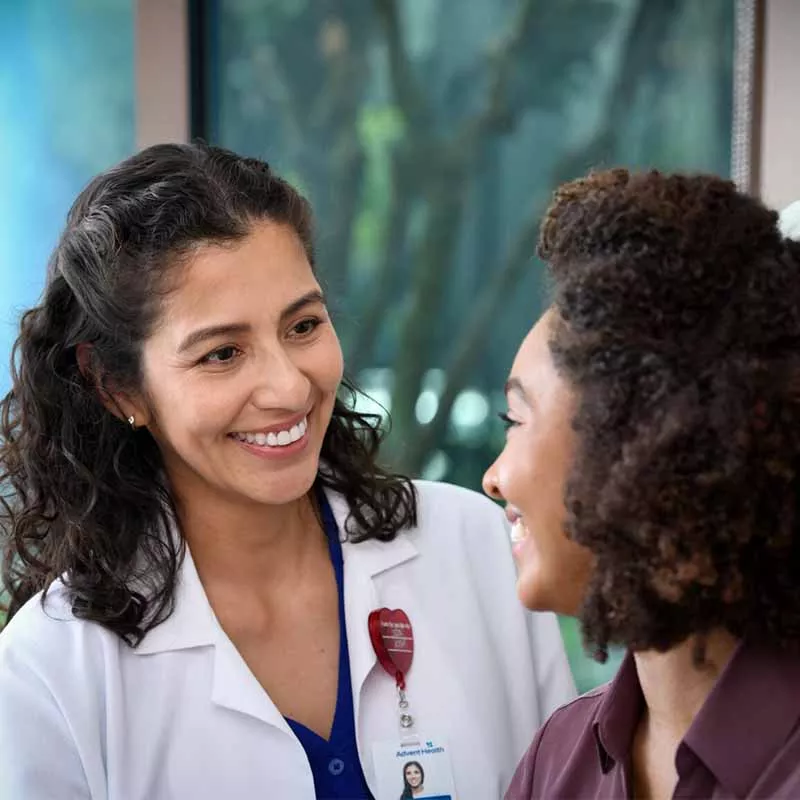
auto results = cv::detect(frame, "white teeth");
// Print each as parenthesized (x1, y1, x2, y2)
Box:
(235, 417, 308, 448)
(510, 520, 527, 544)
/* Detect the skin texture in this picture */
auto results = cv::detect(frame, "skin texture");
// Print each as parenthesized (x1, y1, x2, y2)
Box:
(0, 142, 416, 658)
(121, 220, 344, 514)
(117, 220, 347, 739)
(501, 168, 800, 800)
(541, 168, 800, 656)
(482, 310, 593, 616)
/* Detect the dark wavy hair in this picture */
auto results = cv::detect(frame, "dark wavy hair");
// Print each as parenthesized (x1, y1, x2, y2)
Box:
(0, 142, 416, 644)
(539, 168, 800, 658)
(400, 760, 425, 800)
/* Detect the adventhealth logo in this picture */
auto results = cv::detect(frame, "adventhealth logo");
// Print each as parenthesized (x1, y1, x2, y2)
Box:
(396, 742, 445, 757)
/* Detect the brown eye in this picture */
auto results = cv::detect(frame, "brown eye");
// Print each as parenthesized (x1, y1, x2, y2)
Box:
(201, 345, 241, 364)
(291, 317, 322, 337)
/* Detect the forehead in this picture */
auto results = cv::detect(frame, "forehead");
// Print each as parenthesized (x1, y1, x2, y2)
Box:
(510, 311, 556, 382)
(159, 221, 318, 322)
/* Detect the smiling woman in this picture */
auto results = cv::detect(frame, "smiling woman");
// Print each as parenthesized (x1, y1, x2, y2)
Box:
(0, 142, 575, 799)
(495, 169, 800, 800)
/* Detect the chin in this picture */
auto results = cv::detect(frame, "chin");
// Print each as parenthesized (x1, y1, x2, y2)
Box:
(239, 462, 320, 506)
(269, 471, 319, 504)
(516, 574, 563, 614)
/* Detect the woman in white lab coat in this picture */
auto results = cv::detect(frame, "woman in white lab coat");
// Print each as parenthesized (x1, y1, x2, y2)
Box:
(0, 142, 573, 800)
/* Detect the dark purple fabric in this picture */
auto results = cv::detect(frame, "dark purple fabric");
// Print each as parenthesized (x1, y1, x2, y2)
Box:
(506, 642, 800, 799)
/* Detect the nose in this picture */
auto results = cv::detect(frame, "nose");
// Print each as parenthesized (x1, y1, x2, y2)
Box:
(482, 459, 503, 500)
(251, 346, 311, 411)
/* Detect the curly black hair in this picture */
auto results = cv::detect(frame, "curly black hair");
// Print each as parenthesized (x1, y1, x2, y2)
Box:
(0, 142, 416, 645)
(540, 168, 800, 658)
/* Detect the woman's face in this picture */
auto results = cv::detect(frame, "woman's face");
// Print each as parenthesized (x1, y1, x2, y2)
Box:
(405, 763, 423, 789)
(483, 310, 593, 615)
(129, 220, 343, 509)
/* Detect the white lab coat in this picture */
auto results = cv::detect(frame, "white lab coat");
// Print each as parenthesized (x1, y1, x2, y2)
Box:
(0, 480, 575, 799)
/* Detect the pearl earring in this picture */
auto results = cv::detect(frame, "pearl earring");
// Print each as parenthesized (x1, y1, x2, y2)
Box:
(127, 415, 136, 429)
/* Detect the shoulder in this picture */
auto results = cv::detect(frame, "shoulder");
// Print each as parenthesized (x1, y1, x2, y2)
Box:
(400, 480, 522, 601)
(0, 585, 107, 795)
(411, 480, 507, 536)
(507, 688, 607, 798)
(535, 686, 606, 749)
(0, 581, 112, 694)
(531, 688, 608, 782)
(413, 478, 500, 509)
(405, 480, 512, 565)
(1, 582, 77, 659)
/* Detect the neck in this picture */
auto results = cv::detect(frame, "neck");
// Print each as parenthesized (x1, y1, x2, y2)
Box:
(175, 484, 327, 593)
(634, 629, 740, 739)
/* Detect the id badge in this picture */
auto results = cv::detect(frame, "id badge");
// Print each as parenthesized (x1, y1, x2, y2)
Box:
(368, 609, 457, 798)
(372, 735, 457, 800)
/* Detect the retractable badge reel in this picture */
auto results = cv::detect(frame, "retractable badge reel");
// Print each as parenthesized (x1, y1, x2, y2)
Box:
(368, 608, 416, 738)
(368, 608, 458, 799)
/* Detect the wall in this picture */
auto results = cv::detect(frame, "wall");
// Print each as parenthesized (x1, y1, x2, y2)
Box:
(759, 0, 800, 209)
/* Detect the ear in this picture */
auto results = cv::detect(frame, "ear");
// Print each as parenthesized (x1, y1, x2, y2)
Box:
(75, 343, 151, 428)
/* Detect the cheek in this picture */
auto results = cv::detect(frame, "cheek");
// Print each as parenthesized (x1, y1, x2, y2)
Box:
(324, 333, 344, 386)
(146, 375, 242, 444)
(495, 433, 549, 514)
(310, 332, 344, 398)
(517, 514, 593, 614)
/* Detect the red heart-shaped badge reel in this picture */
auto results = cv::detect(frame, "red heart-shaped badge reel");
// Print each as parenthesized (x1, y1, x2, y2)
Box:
(368, 608, 414, 685)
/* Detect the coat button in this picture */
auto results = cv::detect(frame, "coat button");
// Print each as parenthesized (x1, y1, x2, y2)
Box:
(328, 758, 345, 776)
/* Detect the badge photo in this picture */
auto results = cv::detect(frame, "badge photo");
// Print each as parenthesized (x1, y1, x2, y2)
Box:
(372, 737, 457, 800)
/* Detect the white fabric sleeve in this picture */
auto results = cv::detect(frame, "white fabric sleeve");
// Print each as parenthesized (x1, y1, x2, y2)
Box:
(0, 640, 92, 799)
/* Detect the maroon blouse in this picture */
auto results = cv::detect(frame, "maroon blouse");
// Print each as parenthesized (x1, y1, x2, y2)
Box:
(506, 642, 800, 799)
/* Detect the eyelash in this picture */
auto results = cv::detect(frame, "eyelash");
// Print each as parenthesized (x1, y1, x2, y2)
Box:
(199, 345, 242, 365)
(498, 412, 519, 430)
(290, 316, 323, 338)
(197, 317, 324, 365)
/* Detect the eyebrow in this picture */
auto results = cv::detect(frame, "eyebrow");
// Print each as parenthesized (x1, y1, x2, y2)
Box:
(504, 377, 531, 405)
(281, 289, 326, 321)
(176, 290, 327, 353)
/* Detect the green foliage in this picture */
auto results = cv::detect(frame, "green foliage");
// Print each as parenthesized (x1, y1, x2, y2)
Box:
(353, 105, 406, 271)
(206, 0, 734, 689)
(558, 616, 625, 694)
(0, 0, 736, 688)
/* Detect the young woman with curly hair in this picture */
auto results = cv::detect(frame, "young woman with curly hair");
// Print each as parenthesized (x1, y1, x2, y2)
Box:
(0, 142, 574, 799)
(484, 168, 800, 799)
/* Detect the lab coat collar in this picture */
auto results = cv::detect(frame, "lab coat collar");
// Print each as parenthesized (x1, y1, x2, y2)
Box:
(132, 540, 219, 656)
(132, 485, 419, 728)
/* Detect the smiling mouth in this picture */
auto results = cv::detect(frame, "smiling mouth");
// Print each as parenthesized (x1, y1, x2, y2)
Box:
(510, 519, 529, 544)
(230, 416, 308, 448)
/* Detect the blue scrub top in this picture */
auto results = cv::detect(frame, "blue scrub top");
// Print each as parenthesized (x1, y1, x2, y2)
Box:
(285, 489, 374, 799)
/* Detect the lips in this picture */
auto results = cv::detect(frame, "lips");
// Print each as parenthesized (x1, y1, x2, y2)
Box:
(505, 505, 528, 544)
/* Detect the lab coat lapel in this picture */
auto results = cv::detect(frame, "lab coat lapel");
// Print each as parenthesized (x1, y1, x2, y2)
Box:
(210, 632, 292, 732)
(134, 542, 291, 731)
(325, 488, 419, 722)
